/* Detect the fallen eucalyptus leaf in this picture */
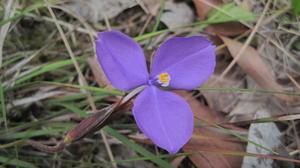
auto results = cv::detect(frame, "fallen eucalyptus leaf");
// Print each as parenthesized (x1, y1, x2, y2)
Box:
(220, 36, 294, 102)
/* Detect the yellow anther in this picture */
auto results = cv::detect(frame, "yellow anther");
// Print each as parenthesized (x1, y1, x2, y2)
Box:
(159, 73, 170, 83)
(157, 72, 171, 87)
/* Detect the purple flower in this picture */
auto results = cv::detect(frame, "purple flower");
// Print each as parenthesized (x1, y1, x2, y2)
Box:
(95, 30, 216, 153)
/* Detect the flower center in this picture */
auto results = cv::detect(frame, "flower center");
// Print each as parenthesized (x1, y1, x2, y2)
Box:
(157, 72, 171, 87)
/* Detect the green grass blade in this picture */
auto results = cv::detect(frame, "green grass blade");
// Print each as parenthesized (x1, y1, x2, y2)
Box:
(0, 121, 46, 135)
(15, 59, 84, 84)
(0, 128, 68, 140)
(195, 116, 278, 154)
(197, 87, 300, 96)
(46, 93, 87, 103)
(133, 14, 259, 42)
(0, 79, 7, 129)
(144, 0, 166, 48)
(102, 126, 174, 168)
(0, 140, 23, 149)
(55, 103, 88, 118)
(0, 156, 37, 168)
(1, 54, 24, 68)
(292, 0, 300, 15)
(40, 81, 122, 95)
(134, 29, 169, 41)
(152, 0, 165, 33)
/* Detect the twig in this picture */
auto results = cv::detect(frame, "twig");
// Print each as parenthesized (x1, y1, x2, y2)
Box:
(286, 73, 300, 90)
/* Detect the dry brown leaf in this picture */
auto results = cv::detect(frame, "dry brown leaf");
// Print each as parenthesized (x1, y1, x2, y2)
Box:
(220, 36, 294, 102)
(202, 75, 241, 113)
(193, 0, 248, 36)
(184, 128, 243, 168)
(177, 91, 245, 168)
(206, 23, 248, 36)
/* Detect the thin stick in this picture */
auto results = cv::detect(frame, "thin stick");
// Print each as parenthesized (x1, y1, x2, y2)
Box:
(286, 73, 300, 90)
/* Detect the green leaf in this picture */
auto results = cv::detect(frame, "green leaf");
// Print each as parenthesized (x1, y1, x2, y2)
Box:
(103, 126, 174, 168)
(0, 140, 23, 149)
(0, 156, 37, 168)
(40, 81, 122, 95)
(46, 93, 87, 103)
(1, 54, 24, 68)
(133, 16, 257, 42)
(292, 0, 300, 15)
(0, 128, 68, 140)
(0, 80, 7, 129)
(15, 59, 85, 84)
(55, 103, 89, 118)
(207, 3, 256, 22)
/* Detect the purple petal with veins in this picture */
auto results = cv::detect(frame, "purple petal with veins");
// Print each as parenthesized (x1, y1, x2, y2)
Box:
(95, 30, 148, 91)
(150, 36, 216, 90)
(132, 86, 193, 153)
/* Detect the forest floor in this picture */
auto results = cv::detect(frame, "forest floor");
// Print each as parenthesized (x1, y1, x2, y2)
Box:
(0, 0, 300, 168)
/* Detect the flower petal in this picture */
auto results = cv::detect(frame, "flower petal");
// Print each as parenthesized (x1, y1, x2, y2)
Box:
(133, 86, 193, 153)
(150, 36, 216, 90)
(95, 30, 148, 91)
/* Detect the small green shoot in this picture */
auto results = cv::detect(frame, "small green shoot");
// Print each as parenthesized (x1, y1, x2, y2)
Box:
(207, 3, 256, 22)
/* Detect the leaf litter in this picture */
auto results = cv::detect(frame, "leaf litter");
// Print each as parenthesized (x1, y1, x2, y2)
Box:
(1, 0, 300, 167)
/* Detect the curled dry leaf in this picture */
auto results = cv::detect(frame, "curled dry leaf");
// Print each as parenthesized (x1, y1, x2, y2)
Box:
(220, 36, 294, 102)
(193, 0, 248, 35)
